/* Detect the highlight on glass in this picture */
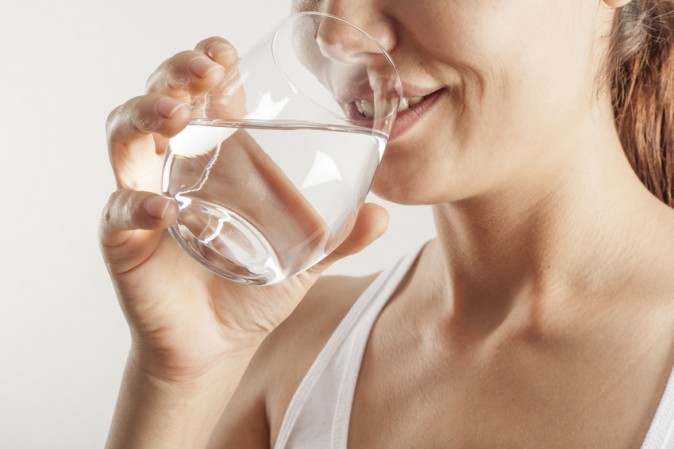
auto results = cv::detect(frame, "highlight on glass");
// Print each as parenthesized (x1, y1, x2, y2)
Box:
(161, 12, 403, 285)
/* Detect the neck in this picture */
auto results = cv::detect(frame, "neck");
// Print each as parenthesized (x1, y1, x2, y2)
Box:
(426, 109, 668, 336)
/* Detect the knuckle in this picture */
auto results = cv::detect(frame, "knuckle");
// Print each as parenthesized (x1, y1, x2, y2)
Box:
(100, 197, 113, 227)
(108, 95, 158, 143)
(105, 103, 127, 138)
(106, 105, 122, 132)
(146, 51, 196, 93)
(106, 189, 137, 224)
(101, 190, 122, 228)
(132, 111, 160, 135)
(165, 51, 197, 75)
(107, 189, 126, 210)
(174, 49, 198, 59)
(145, 70, 161, 93)
(165, 76, 188, 93)
(195, 36, 232, 52)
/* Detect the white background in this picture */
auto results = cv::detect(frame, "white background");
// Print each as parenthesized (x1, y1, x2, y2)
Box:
(0, 1, 435, 448)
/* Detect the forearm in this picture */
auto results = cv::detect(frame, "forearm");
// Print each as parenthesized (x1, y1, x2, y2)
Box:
(105, 348, 257, 449)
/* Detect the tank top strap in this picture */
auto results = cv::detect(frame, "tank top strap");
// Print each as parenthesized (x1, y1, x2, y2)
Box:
(641, 364, 674, 449)
(274, 244, 425, 449)
(273, 240, 674, 449)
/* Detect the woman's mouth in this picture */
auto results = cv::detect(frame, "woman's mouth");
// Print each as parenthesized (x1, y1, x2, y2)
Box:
(346, 88, 446, 142)
(347, 88, 445, 141)
(390, 88, 446, 141)
(354, 95, 425, 117)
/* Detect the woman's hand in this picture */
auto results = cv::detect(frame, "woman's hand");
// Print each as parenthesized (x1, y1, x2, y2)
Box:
(100, 36, 389, 384)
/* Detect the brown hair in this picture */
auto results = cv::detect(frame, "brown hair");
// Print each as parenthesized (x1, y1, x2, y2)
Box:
(608, 0, 674, 207)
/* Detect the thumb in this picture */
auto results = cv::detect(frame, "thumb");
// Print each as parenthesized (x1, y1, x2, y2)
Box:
(307, 202, 389, 276)
(99, 190, 179, 273)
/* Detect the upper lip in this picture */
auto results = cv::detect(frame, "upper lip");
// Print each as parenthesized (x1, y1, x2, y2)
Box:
(335, 78, 442, 104)
(344, 85, 445, 126)
(397, 84, 443, 99)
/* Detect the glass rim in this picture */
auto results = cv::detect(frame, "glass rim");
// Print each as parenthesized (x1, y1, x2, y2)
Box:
(272, 11, 404, 124)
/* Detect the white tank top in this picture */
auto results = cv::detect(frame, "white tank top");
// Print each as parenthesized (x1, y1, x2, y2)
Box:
(273, 246, 674, 449)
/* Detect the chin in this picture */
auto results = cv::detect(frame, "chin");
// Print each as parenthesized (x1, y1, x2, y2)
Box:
(370, 169, 445, 205)
(370, 155, 484, 205)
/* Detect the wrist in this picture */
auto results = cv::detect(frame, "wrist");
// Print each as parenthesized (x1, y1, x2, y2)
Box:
(106, 357, 226, 449)
(128, 341, 260, 388)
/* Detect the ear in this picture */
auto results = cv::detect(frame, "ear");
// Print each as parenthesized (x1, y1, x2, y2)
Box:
(602, 0, 632, 8)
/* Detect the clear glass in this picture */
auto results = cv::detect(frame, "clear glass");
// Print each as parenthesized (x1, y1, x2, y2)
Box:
(161, 12, 403, 285)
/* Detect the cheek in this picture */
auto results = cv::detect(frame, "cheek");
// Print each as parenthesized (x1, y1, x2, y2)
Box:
(403, 0, 596, 103)
(372, 1, 600, 203)
(435, 3, 595, 143)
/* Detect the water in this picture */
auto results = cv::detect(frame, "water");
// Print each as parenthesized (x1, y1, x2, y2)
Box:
(162, 119, 387, 284)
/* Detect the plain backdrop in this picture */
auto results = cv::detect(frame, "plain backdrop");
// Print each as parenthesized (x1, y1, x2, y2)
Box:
(0, 1, 435, 447)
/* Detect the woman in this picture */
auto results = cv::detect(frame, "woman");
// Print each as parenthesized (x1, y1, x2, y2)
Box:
(101, 0, 674, 447)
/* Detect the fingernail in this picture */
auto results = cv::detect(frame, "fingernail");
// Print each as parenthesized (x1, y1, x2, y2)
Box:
(144, 196, 172, 219)
(156, 97, 186, 119)
(189, 56, 223, 78)
(206, 42, 238, 66)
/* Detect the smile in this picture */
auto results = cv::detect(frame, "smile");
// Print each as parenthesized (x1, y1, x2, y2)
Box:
(344, 85, 446, 141)
(354, 96, 425, 118)
(390, 88, 446, 141)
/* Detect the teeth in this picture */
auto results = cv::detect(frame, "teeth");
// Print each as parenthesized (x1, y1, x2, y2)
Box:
(355, 99, 376, 119)
(398, 97, 424, 112)
(399, 96, 424, 112)
(355, 96, 425, 119)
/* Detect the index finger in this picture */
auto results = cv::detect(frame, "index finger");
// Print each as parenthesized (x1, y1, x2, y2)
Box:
(196, 37, 239, 67)
(144, 37, 239, 99)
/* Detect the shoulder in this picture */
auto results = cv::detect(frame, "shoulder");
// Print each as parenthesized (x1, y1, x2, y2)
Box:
(207, 272, 380, 449)
(258, 271, 380, 385)
(205, 272, 380, 449)
(267, 273, 380, 352)
(249, 271, 380, 444)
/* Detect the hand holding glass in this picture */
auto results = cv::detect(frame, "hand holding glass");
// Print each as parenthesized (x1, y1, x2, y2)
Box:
(161, 12, 403, 285)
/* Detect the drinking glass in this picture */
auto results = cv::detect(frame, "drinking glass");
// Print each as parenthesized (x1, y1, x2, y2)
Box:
(161, 12, 403, 285)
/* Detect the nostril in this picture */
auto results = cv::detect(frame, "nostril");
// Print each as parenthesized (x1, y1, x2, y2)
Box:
(282, 12, 402, 121)
(316, 36, 373, 64)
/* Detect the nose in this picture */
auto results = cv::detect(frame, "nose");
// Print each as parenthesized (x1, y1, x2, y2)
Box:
(314, 2, 397, 63)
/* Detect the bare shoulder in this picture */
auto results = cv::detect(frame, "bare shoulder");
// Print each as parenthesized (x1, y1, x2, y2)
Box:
(207, 271, 380, 449)
(247, 273, 380, 385)
(260, 272, 381, 442)
(265, 272, 381, 357)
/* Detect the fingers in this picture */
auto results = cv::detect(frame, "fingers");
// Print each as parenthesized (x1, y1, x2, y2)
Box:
(107, 38, 241, 192)
(146, 38, 238, 99)
(308, 202, 389, 275)
(195, 37, 239, 67)
(100, 190, 179, 248)
(106, 94, 191, 190)
(101, 37, 241, 272)
(331, 202, 389, 257)
(107, 94, 191, 148)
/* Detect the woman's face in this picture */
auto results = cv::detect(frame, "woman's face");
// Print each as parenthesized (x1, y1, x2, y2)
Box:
(292, 0, 615, 204)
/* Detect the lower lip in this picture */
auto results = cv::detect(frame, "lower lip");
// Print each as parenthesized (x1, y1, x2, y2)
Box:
(389, 88, 445, 141)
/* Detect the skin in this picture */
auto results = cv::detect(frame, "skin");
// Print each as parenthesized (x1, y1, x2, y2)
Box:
(103, 0, 674, 448)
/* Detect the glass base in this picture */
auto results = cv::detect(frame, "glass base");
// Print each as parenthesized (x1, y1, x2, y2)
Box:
(169, 199, 282, 285)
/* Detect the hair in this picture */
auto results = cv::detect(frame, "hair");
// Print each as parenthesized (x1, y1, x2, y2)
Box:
(608, 0, 674, 207)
